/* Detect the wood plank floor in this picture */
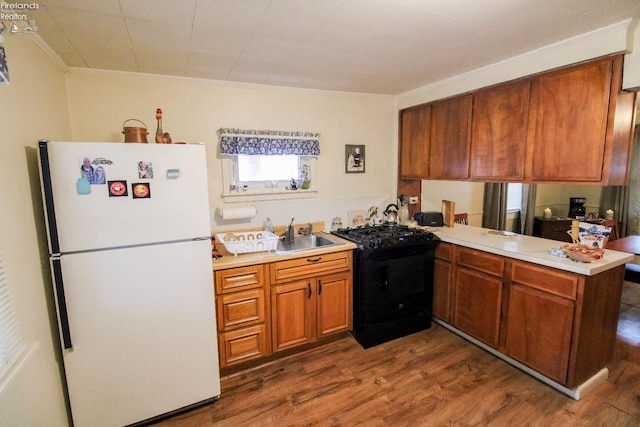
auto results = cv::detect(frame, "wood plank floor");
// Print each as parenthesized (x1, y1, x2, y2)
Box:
(157, 281, 640, 426)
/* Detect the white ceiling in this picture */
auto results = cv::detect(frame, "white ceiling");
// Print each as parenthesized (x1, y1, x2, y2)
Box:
(21, 0, 640, 95)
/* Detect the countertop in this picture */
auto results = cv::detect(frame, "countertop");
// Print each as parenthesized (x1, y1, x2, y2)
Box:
(428, 224, 633, 276)
(211, 231, 358, 271)
(211, 224, 633, 276)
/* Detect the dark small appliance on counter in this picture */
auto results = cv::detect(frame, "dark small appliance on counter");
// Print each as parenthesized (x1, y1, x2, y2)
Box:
(568, 197, 587, 219)
(414, 211, 444, 227)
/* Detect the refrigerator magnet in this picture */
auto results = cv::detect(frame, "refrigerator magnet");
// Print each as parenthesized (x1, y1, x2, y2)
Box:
(166, 168, 180, 179)
(76, 178, 91, 195)
(108, 180, 128, 197)
(132, 182, 151, 199)
(138, 161, 154, 179)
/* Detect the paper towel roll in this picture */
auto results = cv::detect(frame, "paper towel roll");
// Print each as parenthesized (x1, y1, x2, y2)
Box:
(216, 206, 257, 220)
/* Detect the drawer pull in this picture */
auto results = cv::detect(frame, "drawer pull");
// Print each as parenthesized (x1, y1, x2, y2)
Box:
(307, 257, 322, 263)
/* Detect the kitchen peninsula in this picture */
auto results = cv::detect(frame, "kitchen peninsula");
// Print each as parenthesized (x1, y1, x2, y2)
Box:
(430, 224, 633, 399)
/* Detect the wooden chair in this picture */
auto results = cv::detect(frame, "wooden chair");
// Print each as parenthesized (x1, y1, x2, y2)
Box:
(601, 219, 619, 243)
(454, 213, 468, 225)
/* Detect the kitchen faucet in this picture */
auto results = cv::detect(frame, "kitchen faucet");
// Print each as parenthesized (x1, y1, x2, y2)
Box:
(284, 218, 295, 245)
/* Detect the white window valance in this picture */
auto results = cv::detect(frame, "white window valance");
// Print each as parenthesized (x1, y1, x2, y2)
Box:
(219, 128, 320, 156)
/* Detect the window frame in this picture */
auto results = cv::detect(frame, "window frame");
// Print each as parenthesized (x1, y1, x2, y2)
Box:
(221, 155, 317, 203)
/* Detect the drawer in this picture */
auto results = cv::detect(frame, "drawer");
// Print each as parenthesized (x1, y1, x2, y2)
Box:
(510, 261, 578, 300)
(215, 264, 266, 294)
(271, 250, 352, 284)
(218, 324, 270, 368)
(216, 288, 266, 331)
(434, 242, 453, 261)
(457, 247, 505, 277)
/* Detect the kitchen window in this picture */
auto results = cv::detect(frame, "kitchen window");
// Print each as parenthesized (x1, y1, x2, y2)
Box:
(219, 128, 319, 202)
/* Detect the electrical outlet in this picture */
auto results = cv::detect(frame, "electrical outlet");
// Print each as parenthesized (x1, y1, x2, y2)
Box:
(409, 196, 419, 204)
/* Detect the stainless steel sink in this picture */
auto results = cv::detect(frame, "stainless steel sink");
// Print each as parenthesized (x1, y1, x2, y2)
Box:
(275, 235, 344, 254)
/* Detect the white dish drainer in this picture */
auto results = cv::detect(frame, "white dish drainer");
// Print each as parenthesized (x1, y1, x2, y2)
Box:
(215, 231, 279, 256)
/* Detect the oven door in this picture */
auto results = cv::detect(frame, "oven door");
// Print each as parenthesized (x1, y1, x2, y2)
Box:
(358, 249, 432, 325)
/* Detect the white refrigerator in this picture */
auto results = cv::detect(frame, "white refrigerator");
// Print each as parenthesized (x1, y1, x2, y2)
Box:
(38, 141, 220, 427)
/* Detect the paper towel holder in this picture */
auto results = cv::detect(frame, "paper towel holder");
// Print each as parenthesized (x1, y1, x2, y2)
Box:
(215, 205, 257, 220)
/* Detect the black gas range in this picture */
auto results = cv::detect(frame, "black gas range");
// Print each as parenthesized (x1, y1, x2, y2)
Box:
(331, 224, 440, 348)
(332, 223, 438, 252)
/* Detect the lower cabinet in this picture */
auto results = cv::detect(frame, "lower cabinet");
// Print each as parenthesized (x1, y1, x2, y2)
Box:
(215, 249, 353, 369)
(437, 243, 625, 389)
(504, 260, 579, 385)
(271, 279, 316, 351)
(453, 247, 504, 348)
(215, 265, 271, 368)
(271, 253, 352, 353)
(433, 243, 453, 322)
(505, 283, 574, 384)
(454, 266, 503, 348)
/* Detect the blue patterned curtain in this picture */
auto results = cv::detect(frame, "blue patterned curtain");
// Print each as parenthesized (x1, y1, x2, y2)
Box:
(219, 128, 320, 156)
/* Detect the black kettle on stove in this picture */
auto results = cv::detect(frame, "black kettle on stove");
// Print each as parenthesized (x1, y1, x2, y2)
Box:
(383, 204, 399, 226)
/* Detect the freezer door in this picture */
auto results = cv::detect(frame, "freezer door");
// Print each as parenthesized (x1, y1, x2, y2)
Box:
(57, 239, 220, 427)
(40, 141, 211, 253)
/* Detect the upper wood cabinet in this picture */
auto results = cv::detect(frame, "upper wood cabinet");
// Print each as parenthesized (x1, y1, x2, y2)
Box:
(399, 105, 431, 179)
(528, 56, 614, 183)
(429, 95, 472, 179)
(470, 80, 530, 181)
(398, 54, 636, 185)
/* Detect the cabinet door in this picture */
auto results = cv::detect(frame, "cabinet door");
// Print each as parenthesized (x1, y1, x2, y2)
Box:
(400, 105, 431, 179)
(471, 81, 529, 180)
(317, 273, 352, 338)
(529, 58, 613, 182)
(216, 288, 266, 331)
(429, 94, 472, 179)
(453, 266, 502, 348)
(271, 280, 315, 352)
(505, 284, 575, 384)
(218, 324, 269, 368)
(433, 258, 452, 322)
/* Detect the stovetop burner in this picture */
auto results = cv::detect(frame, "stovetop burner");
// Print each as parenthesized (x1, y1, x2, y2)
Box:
(332, 224, 438, 250)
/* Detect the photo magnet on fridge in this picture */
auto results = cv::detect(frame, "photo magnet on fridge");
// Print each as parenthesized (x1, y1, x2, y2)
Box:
(138, 161, 154, 178)
(132, 182, 151, 199)
(108, 181, 128, 197)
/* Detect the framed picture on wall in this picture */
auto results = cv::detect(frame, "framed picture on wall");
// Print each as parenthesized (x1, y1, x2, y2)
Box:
(345, 144, 365, 173)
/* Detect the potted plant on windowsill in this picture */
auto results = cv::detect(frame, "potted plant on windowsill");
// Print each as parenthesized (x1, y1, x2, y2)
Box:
(299, 164, 311, 190)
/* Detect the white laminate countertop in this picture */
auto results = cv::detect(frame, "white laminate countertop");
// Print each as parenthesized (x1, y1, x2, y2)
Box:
(426, 224, 633, 276)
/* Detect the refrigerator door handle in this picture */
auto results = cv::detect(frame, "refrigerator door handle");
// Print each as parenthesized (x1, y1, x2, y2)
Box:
(51, 256, 73, 349)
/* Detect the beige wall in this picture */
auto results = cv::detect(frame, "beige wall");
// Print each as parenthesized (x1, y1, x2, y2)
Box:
(0, 34, 71, 426)
(65, 71, 397, 231)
